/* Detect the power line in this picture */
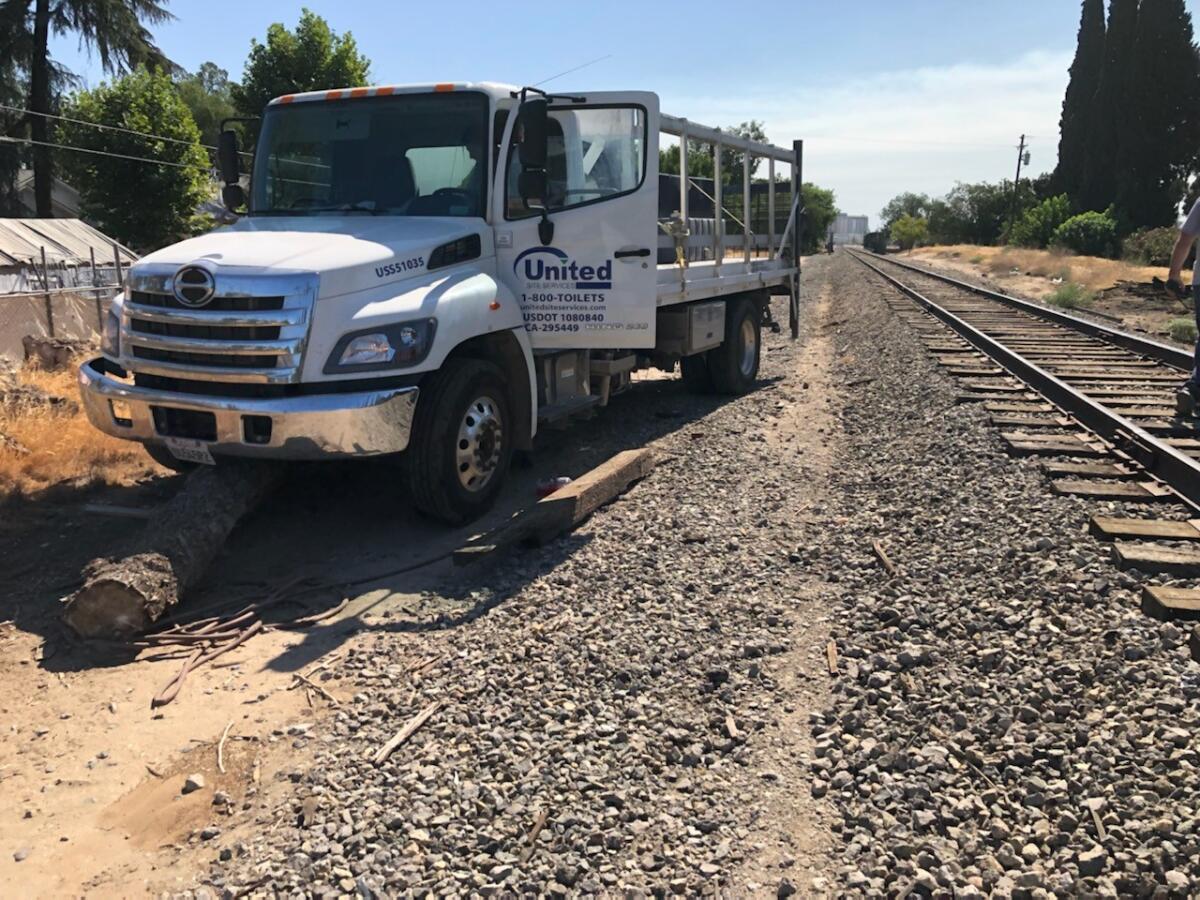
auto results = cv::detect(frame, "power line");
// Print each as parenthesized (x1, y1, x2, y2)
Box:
(0, 102, 253, 158)
(533, 54, 613, 88)
(0, 134, 214, 172)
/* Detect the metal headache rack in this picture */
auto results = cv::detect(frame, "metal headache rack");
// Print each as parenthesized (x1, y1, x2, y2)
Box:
(656, 115, 803, 335)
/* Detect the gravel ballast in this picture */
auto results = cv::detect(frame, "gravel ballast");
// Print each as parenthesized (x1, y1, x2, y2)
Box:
(212, 269, 841, 897)
(817, 253, 1200, 898)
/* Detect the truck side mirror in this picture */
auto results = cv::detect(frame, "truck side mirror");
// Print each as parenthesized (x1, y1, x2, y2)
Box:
(217, 129, 240, 186)
(218, 129, 245, 211)
(517, 98, 548, 169)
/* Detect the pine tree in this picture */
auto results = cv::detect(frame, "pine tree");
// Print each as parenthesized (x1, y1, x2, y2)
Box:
(1079, 0, 1139, 215)
(1054, 0, 1106, 203)
(1117, 0, 1200, 229)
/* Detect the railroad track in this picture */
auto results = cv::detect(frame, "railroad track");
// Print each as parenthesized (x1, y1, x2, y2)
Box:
(848, 248, 1200, 642)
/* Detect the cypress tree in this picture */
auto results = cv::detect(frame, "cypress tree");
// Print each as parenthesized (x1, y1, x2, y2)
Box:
(1117, 0, 1200, 228)
(1054, 0, 1106, 202)
(1079, 0, 1139, 215)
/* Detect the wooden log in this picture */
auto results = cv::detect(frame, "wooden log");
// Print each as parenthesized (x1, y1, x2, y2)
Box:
(63, 462, 284, 639)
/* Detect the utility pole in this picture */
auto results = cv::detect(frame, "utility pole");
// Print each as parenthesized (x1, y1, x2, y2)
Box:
(1008, 134, 1029, 235)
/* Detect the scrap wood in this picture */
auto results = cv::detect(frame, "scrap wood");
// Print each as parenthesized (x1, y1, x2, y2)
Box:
(372, 701, 441, 765)
(291, 671, 340, 706)
(872, 539, 898, 577)
(520, 808, 551, 864)
(217, 719, 235, 774)
(725, 715, 740, 740)
(826, 641, 839, 675)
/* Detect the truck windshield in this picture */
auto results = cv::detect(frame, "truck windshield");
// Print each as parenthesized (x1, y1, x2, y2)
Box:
(250, 91, 489, 218)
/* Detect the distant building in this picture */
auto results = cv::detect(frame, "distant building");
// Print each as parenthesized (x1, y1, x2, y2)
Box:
(827, 213, 869, 246)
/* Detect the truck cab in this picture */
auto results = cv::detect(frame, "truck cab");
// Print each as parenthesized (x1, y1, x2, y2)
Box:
(79, 82, 800, 523)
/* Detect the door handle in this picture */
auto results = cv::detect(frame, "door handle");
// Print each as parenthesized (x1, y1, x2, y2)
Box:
(614, 248, 651, 259)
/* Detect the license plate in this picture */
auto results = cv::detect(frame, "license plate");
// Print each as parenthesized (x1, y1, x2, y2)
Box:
(163, 437, 216, 466)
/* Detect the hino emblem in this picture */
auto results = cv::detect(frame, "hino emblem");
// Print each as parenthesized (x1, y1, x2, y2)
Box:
(173, 266, 216, 308)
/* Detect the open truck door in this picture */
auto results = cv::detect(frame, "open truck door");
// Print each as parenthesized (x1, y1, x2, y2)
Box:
(495, 91, 660, 350)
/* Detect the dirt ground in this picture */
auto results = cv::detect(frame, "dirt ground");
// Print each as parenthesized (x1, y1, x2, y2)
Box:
(0, 284, 842, 896)
(907, 244, 1193, 342)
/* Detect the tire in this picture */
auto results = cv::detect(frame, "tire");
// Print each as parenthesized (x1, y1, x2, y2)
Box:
(143, 442, 197, 473)
(679, 354, 715, 394)
(708, 297, 761, 395)
(405, 358, 514, 525)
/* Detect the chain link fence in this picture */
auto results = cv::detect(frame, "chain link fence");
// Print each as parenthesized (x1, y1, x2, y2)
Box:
(1, 286, 119, 361)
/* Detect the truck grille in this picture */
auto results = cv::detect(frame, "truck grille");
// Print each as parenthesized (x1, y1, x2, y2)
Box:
(122, 272, 317, 385)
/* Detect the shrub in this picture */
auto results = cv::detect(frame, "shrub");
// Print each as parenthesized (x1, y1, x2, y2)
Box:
(1169, 317, 1198, 344)
(891, 214, 929, 251)
(1009, 194, 1072, 248)
(1047, 282, 1094, 309)
(1123, 226, 1178, 266)
(1051, 211, 1119, 258)
(969, 254, 984, 265)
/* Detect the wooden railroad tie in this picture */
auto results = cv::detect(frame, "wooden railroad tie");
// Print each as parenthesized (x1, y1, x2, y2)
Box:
(1141, 586, 1200, 622)
(1051, 480, 1172, 502)
(1112, 542, 1200, 577)
(454, 448, 656, 566)
(1090, 516, 1200, 542)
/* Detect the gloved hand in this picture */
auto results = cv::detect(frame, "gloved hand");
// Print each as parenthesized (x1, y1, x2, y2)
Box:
(1167, 277, 1188, 302)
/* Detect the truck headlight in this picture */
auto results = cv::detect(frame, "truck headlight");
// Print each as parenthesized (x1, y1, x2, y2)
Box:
(101, 308, 121, 358)
(324, 319, 437, 373)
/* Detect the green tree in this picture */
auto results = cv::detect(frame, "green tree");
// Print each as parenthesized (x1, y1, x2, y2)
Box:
(3, 0, 173, 217)
(175, 62, 237, 147)
(891, 214, 928, 251)
(57, 68, 211, 250)
(1079, 0, 1138, 215)
(232, 8, 371, 122)
(930, 181, 1015, 245)
(1008, 194, 1072, 248)
(799, 182, 836, 255)
(1052, 209, 1119, 257)
(1053, 0, 1105, 202)
(879, 192, 932, 230)
(659, 121, 769, 182)
(1116, 0, 1200, 229)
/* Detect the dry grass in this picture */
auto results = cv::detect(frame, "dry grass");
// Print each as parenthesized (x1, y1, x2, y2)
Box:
(1, 361, 158, 500)
(912, 244, 1167, 293)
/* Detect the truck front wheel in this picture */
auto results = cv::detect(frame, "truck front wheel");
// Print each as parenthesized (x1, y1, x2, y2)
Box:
(708, 297, 761, 395)
(405, 358, 513, 525)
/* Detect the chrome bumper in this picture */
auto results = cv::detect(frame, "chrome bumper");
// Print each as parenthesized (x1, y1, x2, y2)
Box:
(78, 358, 419, 460)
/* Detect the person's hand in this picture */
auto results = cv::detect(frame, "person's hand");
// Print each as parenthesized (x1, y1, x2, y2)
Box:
(1167, 276, 1187, 301)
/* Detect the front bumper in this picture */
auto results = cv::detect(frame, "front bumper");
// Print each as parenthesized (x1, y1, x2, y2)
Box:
(78, 358, 419, 460)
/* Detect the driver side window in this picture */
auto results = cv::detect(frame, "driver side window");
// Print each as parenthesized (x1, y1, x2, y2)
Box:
(506, 106, 646, 220)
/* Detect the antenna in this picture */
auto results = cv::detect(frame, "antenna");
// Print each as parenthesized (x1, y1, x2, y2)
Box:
(532, 54, 613, 88)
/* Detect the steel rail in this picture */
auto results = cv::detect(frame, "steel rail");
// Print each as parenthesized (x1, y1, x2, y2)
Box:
(855, 249, 1191, 371)
(849, 249, 1200, 513)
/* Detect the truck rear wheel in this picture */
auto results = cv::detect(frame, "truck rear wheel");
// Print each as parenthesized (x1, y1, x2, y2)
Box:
(405, 358, 513, 525)
(679, 354, 715, 394)
(708, 297, 761, 395)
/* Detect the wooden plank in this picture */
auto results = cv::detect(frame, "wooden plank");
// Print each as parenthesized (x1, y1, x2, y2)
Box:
(1112, 542, 1200, 575)
(1051, 480, 1165, 501)
(1141, 586, 1200, 621)
(1091, 516, 1200, 542)
(963, 382, 1027, 393)
(454, 449, 656, 566)
(947, 368, 1005, 377)
(1044, 462, 1133, 479)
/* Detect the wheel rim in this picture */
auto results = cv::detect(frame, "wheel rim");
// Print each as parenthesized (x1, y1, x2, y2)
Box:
(738, 317, 758, 377)
(455, 394, 504, 492)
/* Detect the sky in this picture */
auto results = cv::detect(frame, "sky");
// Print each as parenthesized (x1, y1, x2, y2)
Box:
(47, 0, 1200, 225)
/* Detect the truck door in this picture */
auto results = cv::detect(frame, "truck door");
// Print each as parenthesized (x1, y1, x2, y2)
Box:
(494, 92, 660, 350)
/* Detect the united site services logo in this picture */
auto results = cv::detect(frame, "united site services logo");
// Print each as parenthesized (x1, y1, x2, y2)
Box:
(514, 247, 612, 289)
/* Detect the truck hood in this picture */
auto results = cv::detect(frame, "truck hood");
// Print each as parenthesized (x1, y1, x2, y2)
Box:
(136, 216, 490, 297)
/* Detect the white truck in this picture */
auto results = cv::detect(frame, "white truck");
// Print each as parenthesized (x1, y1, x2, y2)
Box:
(79, 82, 804, 523)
